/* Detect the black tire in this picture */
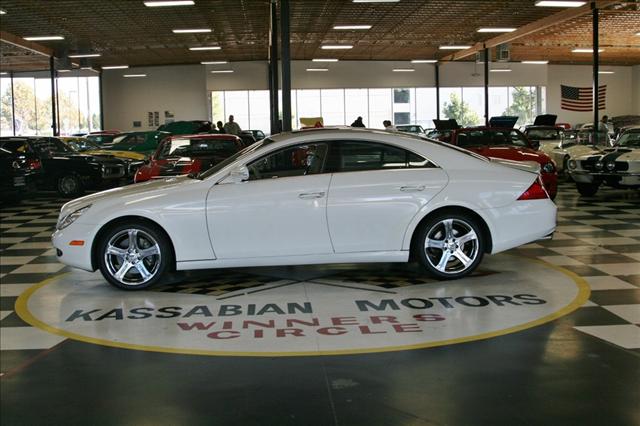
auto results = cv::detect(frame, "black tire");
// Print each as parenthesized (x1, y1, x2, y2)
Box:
(576, 182, 599, 197)
(57, 174, 84, 197)
(97, 221, 172, 290)
(562, 156, 573, 182)
(414, 212, 485, 280)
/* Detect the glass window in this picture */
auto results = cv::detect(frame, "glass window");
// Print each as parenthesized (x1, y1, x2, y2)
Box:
(224, 91, 249, 130)
(321, 89, 345, 126)
(505, 86, 536, 126)
(248, 90, 270, 134)
(345, 89, 369, 127)
(393, 88, 415, 125)
(159, 137, 239, 159)
(0, 76, 14, 136)
(248, 142, 328, 180)
(34, 78, 52, 136)
(416, 88, 437, 130)
(211, 91, 225, 126)
(461, 87, 484, 126)
(488, 87, 509, 121)
(12, 78, 38, 135)
(369, 89, 392, 129)
(394, 89, 410, 104)
(327, 141, 431, 173)
(296, 89, 321, 125)
(31, 137, 72, 154)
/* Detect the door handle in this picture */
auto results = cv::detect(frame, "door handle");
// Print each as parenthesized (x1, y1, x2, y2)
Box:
(399, 185, 425, 192)
(298, 192, 325, 199)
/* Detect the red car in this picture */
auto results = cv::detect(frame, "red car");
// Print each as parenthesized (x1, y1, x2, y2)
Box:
(134, 134, 244, 183)
(442, 126, 558, 199)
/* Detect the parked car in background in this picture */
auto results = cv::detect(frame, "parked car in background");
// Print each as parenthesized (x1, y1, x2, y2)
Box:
(0, 140, 42, 202)
(244, 129, 266, 141)
(441, 126, 558, 199)
(85, 130, 120, 145)
(101, 131, 170, 154)
(239, 131, 257, 147)
(568, 126, 640, 196)
(524, 126, 582, 174)
(397, 125, 427, 135)
(158, 120, 213, 135)
(0, 136, 126, 197)
(134, 134, 244, 183)
(53, 128, 556, 290)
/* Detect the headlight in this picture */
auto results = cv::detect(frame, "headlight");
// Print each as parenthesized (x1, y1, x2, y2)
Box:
(57, 205, 91, 230)
(542, 162, 555, 173)
(606, 161, 615, 171)
(568, 160, 577, 170)
(595, 161, 603, 170)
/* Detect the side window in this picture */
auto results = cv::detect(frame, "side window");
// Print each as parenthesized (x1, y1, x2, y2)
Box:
(247, 143, 328, 181)
(329, 141, 433, 173)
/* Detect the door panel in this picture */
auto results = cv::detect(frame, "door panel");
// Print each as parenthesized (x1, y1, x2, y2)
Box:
(327, 169, 448, 253)
(207, 174, 333, 258)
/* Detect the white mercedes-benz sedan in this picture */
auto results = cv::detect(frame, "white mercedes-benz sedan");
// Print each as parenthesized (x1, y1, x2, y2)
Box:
(52, 128, 556, 290)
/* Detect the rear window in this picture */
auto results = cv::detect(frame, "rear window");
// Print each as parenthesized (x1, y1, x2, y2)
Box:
(0, 140, 32, 154)
(159, 138, 239, 159)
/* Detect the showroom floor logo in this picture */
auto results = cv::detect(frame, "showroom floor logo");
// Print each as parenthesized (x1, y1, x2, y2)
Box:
(17, 256, 589, 356)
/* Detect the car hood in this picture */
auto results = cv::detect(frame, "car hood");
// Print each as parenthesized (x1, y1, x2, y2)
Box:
(85, 149, 147, 161)
(467, 146, 551, 165)
(59, 176, 195, 217)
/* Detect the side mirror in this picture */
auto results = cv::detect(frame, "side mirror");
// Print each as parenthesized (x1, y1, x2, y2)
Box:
(530, 140, 540, 150)
(229, 166, 249, 183)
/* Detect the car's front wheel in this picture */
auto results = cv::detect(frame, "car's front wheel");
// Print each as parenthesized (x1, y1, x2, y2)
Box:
(576, 182, 599, 197)
(415, 213, 485, 280)
(57, 174, 84, 197)
(97, 222, 172, 290)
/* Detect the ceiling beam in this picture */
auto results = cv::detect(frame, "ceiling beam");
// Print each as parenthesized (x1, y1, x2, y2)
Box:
(0, 30, 55, 57)
(439, 0, 620, 62)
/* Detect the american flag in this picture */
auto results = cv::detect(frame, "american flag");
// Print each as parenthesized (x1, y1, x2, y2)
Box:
(561, 85, 606, 111)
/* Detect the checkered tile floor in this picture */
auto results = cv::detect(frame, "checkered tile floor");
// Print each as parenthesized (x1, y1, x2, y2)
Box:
(1, 183, 639, 365)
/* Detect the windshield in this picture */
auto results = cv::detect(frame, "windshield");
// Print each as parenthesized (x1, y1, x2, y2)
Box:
(616, 131, 640, 148)
(66, 138, 100, 151)
(198, 138, 275, 179)
(87, 134, 116, 144)
(526, 129, 560, 140)
(456, 130, 528, 148)
(158, 138, 239, 159)
(0, 139, 32, 154)
(397, 125, 424, 133)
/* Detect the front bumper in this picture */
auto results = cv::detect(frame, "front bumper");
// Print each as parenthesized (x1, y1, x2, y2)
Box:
(570, 170, 640, 185)
(51, 223, 97, 271)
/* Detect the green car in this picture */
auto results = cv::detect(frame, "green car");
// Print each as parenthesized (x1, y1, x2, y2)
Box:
(105, 131, 171, 155)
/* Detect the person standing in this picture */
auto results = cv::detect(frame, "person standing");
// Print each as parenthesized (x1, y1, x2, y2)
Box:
(350, 116, 365, 127)
(223, 115, 242, 135)
(597, 115, 611, 145)
(216, 121, 224, 133)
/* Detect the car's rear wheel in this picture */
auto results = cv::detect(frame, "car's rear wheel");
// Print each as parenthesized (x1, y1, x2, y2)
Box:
(576, 182, 599, 197)
(97, 222, 172, 290)
(562, 156, 573, 181)
(57, 174, 84, 197)
(415, 213, 485, 280)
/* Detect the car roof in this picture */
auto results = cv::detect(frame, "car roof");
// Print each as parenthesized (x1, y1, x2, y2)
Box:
(169, 133, 240, 140)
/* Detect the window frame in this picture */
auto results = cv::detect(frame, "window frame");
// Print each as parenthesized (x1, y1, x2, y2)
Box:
(245, 141, 331, 181)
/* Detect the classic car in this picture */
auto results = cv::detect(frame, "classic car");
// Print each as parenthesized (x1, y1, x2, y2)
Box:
(52, 128, 556, 290)
(440, 126, 558, 199)
(244, 129, 266, 141)
(134, 134, 244, 183)
(85, 130, 121, 145)
(239, 131, 257, 147)
(524, 126, 585, 173)
(397, 125, 427, 135)
(0, 136, 126, 197)
(0, 140, 42, 202)
(101, 131, 171, 155)
(60, 136, 147, 180)
(157, 120, 213, 135)
(568, 126, 640, 196)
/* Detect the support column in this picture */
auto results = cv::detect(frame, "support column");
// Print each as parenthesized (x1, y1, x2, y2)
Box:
(10, 71, 16, 136)
(484, 47, 489, 126)
(268, 0, 279, 135)
(99, 70, 105, 130)
(49, 56, 58, 136)
(280, 0, 292, 132)
(592, 2, 599, 142)
(435, 63, 440, 120)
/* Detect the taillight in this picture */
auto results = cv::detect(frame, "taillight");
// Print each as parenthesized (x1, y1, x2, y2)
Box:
(184, 159, 201, 174)
(518, 178, 549, 200)
(27, 159, 42, 170)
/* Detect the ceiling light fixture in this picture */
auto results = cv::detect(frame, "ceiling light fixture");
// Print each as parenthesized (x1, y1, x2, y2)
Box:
(102, 65, 129, 69)
(68, 53, 101, 58)
(352, 0, 400, 3)
(24, 36, 65, 41)
(490, 69, 512, 72)
(477, 28, 516, 33)
(333, 25, 372, 30)
(572, 48, 604, 53)
(0, 72, 8, 75)
(521, 60, 549, 64)
(144, 1, 194, 7)
(312, 58, 339, 62)
(124, 74, 147, 77)
(411, 59, 437, 63)
(439, 45, 472, 50)
(210, 70, 234, 73)
(57, 69, 72, 73)
(598, 70, 615, 74)
(0, 9, 7, 14)
(393, 68, 414, 72)
(172, 28, 212, 33)
(321, 45, 353, 50)
(201, 61, 228, 65)
(535, 1, 586, 7)
(306, 68, 329, 72)
(635, 32, 640, 36)
(189, 46, 221, 51)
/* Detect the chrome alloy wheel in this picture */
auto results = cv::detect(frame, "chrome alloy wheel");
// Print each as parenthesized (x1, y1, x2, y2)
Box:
(424, 218, 479, 275)
(104, 229, 161, 286)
